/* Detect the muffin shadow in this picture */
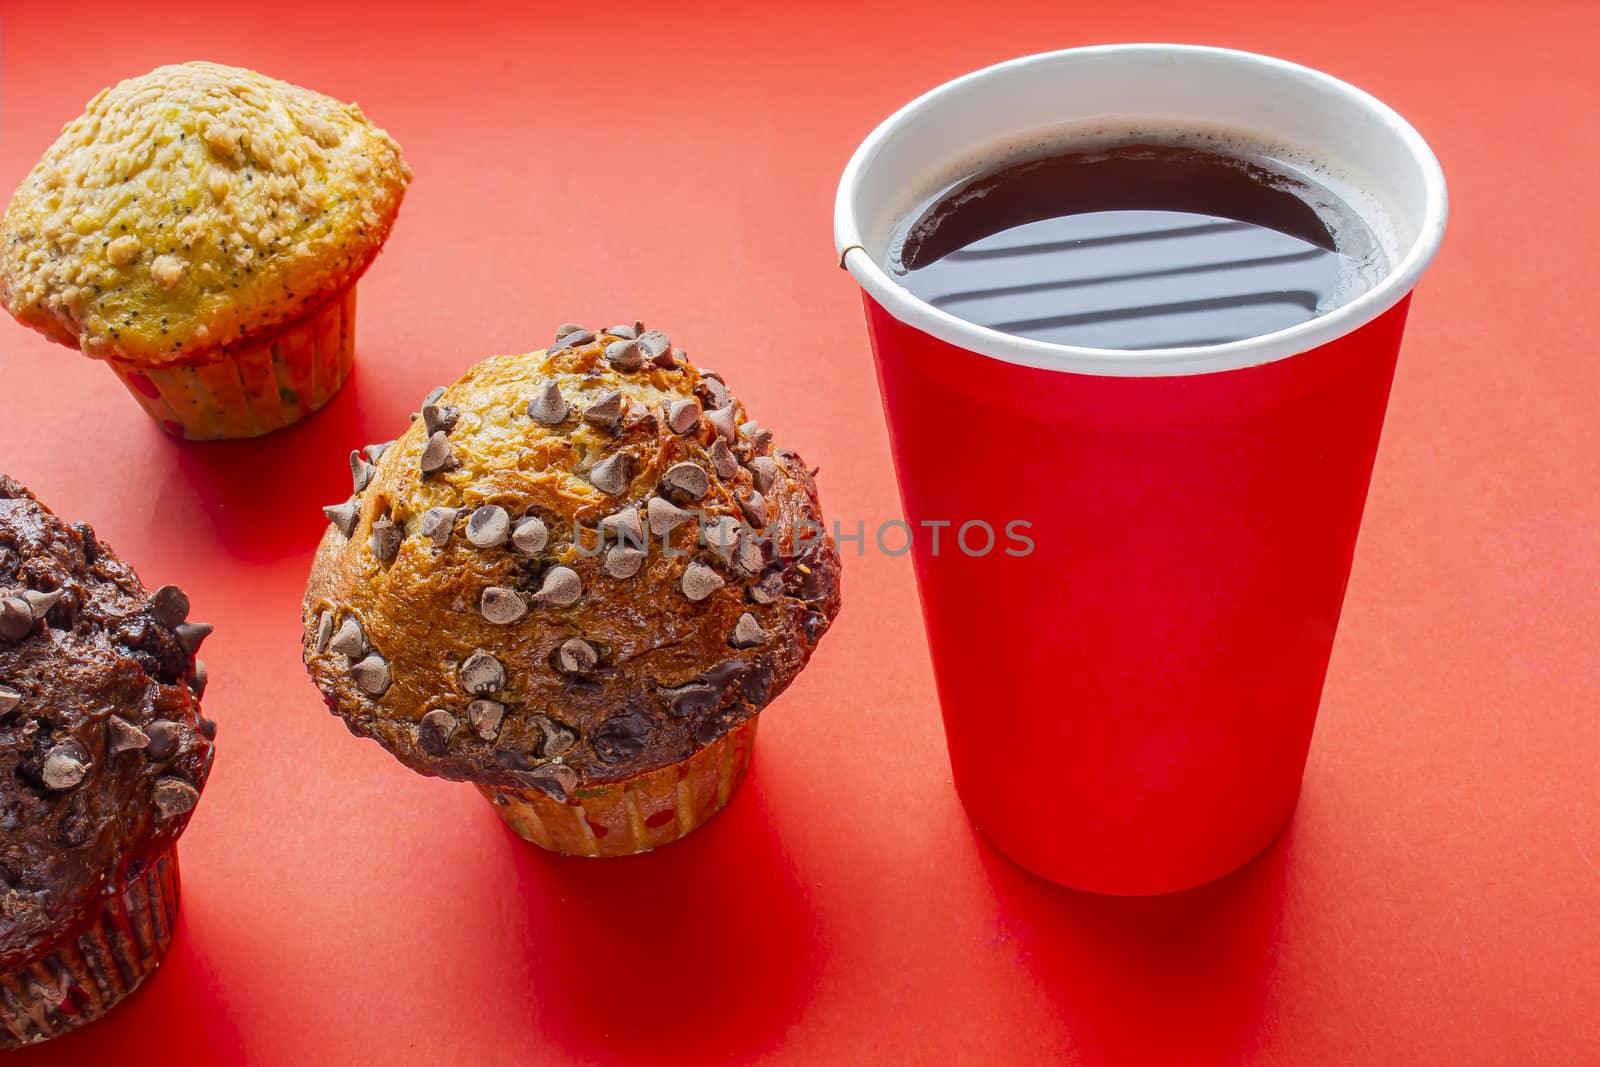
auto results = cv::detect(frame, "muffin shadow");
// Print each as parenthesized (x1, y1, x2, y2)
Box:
(975, 816, 1294, 1066)
(2, 916, 241, 1064)
(489, 765, 818, 1064)
(152, 358, 384, 564)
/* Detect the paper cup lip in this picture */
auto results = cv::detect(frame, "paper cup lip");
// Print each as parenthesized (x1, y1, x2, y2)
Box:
(834, 43, 1449, 378)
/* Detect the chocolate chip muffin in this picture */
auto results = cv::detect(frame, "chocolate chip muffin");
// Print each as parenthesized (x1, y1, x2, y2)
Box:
(0, 61, 410, 439)
(0, 476, 215, 1046)
(302, 323, 841, 856)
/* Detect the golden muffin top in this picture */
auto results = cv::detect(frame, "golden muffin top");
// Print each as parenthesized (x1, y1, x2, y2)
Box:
(301, 324, 843, 797)
(0, 61, 410, 365)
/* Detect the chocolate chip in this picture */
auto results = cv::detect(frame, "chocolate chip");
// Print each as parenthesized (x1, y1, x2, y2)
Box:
(659, 682, 719, 717)
(801, 612, 829, 642)
(467, 699, 505, 741)
(749, 567, 785, 604)
(312, 609, 334, 653)
(479, 586, 527, 624)
(22, 589, 61, 620)
(532, 714, 577, 758)
(189, 660, 208, 698)
(600, 506, 645, 548)
(107, 715, 150, 754)
(152, 777, 198, 819)
(729, 613, 768, 648)
(423, 386, 447, 409)
(0, 598, 33, 640)
(661, 461, 709, 501)
(364, 441, 392, 463)
(0, 685, 20, 713)
(522, 763, 577, 801)
(350, 654, 392, 696)
(557, 638, 599, 674)
(528, 380, 569, 425)
(370, 517, 402, 562)
(551, 328, 595, 352)
(421, 507, 458, 548)
(531, 566, 582, 607)
(681, 561, 725, 601)
(420, 430, 455, 474)
(605, 338, 644, 370)
(603, 545, 645, 579)
(351, 451, 375, 494)
(701, 376, 732, 411)
(419, 709, 460, 755)
(667, 397, 701, 435)
(592, 709, 650, 763)
(460, 650, 505, 695)
(145, 719, 183, 760)
(647, 496, 693, 536)
(702, 515, 742, 564)
(736, 490, 768, 528)
(422, 403, 459, 436)
(328, 617, 368, 658)
(323, 501, 359, 537)
(695, 712, 736, 746)
(511, 516, 549, 555)
(748, 456, 779, 493)
(637, 329, 672, 365)
(733, 533, 764, 577)
(709, 438, 738, 480)
(740, 422, 773, 456)
(42, 745, 89, 791)
(175, 621, 212, 655)
(705, 405, 738, 441)
(466, 505, 511, 547)
(588, 453, 630, 495)
(605, 324, 638, 340)
(149, 585, 189, 627)
(583, 390, 624, 429)
(200, 717, 217, 740)
(554, 322, 586, 341)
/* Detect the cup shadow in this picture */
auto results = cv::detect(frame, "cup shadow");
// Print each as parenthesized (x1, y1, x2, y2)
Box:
(149, 359, 397, 565)
(5, 910, 243, 1064)
(977, 818, 1295, 1065)
(486, 765, 818, 1064)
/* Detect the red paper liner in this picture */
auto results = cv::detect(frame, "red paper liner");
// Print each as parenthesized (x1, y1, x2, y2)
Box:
(0, 849, 180, 1049)
(106, 283, 359, 440)
(480, 717, 760, 857)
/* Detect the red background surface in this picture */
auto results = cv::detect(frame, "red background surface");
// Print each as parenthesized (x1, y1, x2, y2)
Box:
(1, 0, 1596, 1063)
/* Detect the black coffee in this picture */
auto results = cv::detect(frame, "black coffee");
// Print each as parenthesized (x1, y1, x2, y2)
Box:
(887, 139, 1388, 349)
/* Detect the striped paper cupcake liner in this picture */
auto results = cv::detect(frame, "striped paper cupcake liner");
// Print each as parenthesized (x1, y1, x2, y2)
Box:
(106, 282, 358, 440)
(480, 717, 760, 857)
(0, 849, 181, 1049)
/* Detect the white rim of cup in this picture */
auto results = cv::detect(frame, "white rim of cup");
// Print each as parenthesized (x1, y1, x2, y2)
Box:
(834, 44, 1449, 377)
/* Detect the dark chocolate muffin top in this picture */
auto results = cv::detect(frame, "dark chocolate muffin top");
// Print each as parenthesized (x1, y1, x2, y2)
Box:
(0, 476, 214, 971)
(301, 322, 842, 801)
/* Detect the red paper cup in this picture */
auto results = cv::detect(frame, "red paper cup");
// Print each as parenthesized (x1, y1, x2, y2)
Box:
(835, 45, 1447, 894)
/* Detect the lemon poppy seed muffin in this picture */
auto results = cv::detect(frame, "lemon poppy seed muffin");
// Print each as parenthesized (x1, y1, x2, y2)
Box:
(0, 61, 410, 439)
(0, 476, 216, 1046)
(302, 323, 841, 856)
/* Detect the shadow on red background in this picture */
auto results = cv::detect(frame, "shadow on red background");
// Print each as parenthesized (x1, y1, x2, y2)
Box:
(148, 358, 395, 564)
(4, 908, 245, 1064)
(488, 769, 819, 1065)
(978, 820, 1290, 1064)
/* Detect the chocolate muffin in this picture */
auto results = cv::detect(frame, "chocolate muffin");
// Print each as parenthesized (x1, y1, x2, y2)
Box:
(0, 476, 215, 1046)
(302, 322, 841, 856)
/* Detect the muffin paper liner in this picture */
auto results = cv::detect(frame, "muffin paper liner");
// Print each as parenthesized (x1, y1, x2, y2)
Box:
(480, 717, 760, 857)
(106, 283, 358, 440)
(0, 848, 180, 1048)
